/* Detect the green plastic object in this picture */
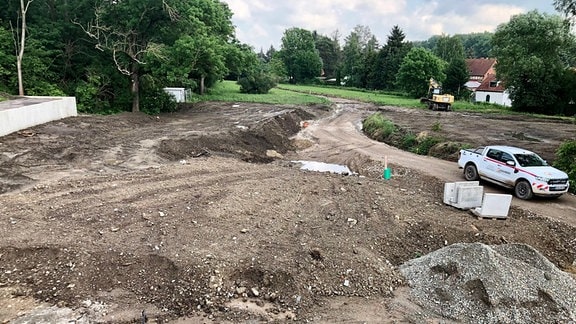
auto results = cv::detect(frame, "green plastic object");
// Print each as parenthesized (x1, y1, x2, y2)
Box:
(383, 168, 391, 180)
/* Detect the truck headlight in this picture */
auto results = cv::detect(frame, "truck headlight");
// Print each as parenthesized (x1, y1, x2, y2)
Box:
(535, 176, 550, 183)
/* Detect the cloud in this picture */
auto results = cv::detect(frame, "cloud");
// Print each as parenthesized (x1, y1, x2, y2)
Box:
(226, 0, 251, 20)
(222, 0, 557, 50)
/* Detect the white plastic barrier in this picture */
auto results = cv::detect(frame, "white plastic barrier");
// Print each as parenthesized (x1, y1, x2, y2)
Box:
(0, 96, 77, 137)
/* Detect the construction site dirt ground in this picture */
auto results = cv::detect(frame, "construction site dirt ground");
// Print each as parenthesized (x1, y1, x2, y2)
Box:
(0, 98, 575, 323)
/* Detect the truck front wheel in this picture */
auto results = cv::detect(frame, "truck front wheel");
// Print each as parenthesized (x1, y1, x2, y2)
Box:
(514, 180, 533, 200)
(464, 164, 479, 181)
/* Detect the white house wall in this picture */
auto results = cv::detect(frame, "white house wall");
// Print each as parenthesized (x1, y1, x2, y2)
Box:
(475, 91, 512, 107)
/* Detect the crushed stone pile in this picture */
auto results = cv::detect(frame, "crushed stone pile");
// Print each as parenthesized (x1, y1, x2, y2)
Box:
(400, 243, 576, 324)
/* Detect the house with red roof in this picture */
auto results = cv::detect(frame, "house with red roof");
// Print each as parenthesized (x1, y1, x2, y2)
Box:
(465, 58, 496, 90)
(474, 74, 511, 107)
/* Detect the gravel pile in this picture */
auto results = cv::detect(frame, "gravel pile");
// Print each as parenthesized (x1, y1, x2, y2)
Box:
(400, 243, 576, 323)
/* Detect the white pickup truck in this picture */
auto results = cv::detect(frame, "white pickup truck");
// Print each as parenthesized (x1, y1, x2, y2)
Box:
(457, 145, 570, 199)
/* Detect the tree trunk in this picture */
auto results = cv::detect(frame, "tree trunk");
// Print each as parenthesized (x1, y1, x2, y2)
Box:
(17, 56, 24, 96)
(199, 75, 205, 95)
(131, 64, 140, 112)
(17, 0, 32, 96)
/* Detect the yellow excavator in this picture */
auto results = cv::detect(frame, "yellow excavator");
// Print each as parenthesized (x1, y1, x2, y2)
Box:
(420, 78, 454, 111)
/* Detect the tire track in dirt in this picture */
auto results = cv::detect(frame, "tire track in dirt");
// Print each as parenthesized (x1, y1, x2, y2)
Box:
(295, 98, 576, 227)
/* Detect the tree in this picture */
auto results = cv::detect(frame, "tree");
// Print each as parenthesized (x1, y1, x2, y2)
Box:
(458, 32, 493, 58)
(492, 10, 575, 114)
(78, 0, 180, 112)
(434, 35, 468, 97)
(396, 47, 447, 98)
(0, 0, 73, 96)
(443, 57, 470, 98)
(341, 25, 378, 88)
(14, 0, 33, 96)
(415, 33, 493, 59)
(224, 42, 259, 81)
(433, 34, 465, 63)
(554, 0, 576, 20)
(370, 25, 412, 90)
(278, 28, 322, 83)
(76, 0, 236, 110)
(314, 32, 340, 78)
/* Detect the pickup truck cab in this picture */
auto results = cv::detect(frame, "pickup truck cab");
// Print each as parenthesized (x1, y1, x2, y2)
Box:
(457, 145, 570, 199)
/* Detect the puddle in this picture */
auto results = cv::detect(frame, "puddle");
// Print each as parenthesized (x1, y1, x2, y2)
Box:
(292, 161, 355, 175)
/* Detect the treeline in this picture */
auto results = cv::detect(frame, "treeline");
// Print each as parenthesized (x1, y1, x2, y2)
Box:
(0, 0, 261, 114)
(261, 25, 480, 99)
(2, 1, 576, 116)
(266, 11, 576, 116)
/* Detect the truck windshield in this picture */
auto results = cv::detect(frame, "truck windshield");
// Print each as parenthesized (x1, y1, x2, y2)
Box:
(514, 153, 547, 167)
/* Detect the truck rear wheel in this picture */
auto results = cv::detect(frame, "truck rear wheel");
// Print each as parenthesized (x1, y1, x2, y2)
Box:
(464, 164, 479, 181)
(514, 180, 533, 200)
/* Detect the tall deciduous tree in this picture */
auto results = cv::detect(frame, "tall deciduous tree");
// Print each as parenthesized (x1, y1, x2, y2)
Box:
(78, 0, 179, 112)
(433, 34, 465, 63)
(434, 35, 468, 97)
(396, 47, 447, 98)
(443, 56, 469, 98)
(459, 32, 493, 58)
(492, 10, 575, 114)
(278, 28, 322, 83)
(78, 0, 236, 110)
(313, 32, 340, 79)
(14, 0, 33, 96)
(341, 25, 378, 88)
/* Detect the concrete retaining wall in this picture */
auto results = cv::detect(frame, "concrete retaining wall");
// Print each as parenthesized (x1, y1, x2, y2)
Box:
(0, 96, 77, 137)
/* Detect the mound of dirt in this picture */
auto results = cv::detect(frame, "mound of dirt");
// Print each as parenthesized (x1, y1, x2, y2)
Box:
(400, 243, 576, 323)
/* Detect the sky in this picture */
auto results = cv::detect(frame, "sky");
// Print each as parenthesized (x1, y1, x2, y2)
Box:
(221, 0, 558, 51)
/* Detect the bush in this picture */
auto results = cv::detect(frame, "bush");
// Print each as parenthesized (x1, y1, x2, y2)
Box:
(362, 113, 397, 141)
(140, 87, 178, 115)
(238, 73, 277, 94)
(413, 136, 443, 155)
(431, 122, 442, 132)
(554, 140, 576, 194)
(401, 133, 417, 150)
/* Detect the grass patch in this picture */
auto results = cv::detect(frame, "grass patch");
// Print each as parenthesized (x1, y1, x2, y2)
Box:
(362, 113, 397, 141)
(278, 84, 576, 120)
(191, 80, 330, 105)
(363, 112, 471, 160)
(431, 122, 442, 132)
(279, 83, 418, 108)
(279, 83, 503, 111)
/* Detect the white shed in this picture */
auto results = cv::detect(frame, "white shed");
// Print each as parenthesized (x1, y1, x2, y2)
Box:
(163, 87, 187, 103)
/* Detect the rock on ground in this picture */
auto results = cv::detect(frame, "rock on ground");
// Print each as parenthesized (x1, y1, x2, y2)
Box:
(400, 243, 576, 323)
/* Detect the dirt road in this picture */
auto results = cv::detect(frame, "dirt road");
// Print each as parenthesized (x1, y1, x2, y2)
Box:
(295, 98, 576, 227)
(0, 99, 574, 323)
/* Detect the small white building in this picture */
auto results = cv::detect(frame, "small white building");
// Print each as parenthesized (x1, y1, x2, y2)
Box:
(474, 74, 512, 107)
(163, 87, 187, 103)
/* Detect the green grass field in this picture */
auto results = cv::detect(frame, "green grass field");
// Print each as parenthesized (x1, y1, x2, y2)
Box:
(191, 80, 330, 105)
(277, 83, 513, 113)
(191, 81, 572, 121)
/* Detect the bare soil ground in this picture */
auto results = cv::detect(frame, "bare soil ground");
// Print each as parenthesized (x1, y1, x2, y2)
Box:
(0, 99, 574, 323)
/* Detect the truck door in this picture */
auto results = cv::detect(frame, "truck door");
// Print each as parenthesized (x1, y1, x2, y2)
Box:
(493, 151, 516, 185)
(481, 148, 503, 181)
